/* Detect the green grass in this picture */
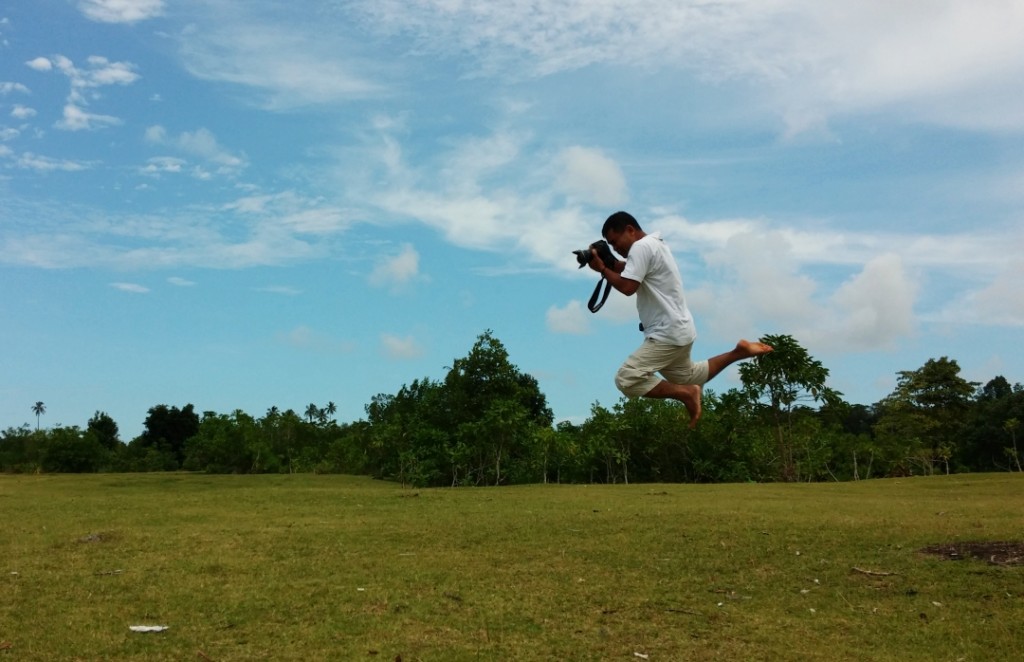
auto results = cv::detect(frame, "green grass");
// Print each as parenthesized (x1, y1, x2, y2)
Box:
(1, 473, 1022, 661)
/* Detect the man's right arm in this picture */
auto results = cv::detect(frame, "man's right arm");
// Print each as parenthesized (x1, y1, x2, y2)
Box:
(600, 263, 639, 296)
(589, 252, 637, 295)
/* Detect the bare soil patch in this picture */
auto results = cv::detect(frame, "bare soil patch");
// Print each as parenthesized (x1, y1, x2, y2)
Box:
(919, 541, 1024, 566)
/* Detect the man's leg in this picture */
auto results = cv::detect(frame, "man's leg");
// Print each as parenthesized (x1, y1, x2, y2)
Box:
(616, 339, 772, 429)
(644, 380, 702, 429)
(653, 339, 773, 429)
(705, 339, 774, 382)
(616, 340, 703, 428)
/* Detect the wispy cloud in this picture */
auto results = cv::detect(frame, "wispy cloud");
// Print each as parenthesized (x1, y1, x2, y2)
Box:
(279, 325, 355, 354)
(368, 243, 420, 292)
(556, 146, 628, 207)
(110, 282, 149, 293)
(380, 333, 424, 360)
(175, 6, 384, 111)
(0, 82, 30, 94)
(167, 276, 195, 286)
(354, 116, 1024, 342)
(58, 103, 122, 131)
(16, 152, 91, 172)
(78, 0, 165, 24)
(28, 54, 140, 131)
(144, 125, 247, 174)
(10, 105, 36, 119)
(24, 58, 51, 72)
(0, 193, 341, 270)
(351, 0, 1024, 132)
(140, 156, 186, 176)
(546, 300, 591, 335)
(255, 285, 302, 296)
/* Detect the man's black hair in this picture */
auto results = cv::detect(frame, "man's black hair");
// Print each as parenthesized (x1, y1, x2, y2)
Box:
(602, 211, 643, 237)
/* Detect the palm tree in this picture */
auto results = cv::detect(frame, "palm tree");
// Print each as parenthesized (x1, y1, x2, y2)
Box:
(31, 401, 46, 431)
(326, 401, 337, 422)
(304, 403, 319, 424)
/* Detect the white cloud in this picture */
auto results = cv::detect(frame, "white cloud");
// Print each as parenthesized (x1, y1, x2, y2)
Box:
(546, 300, 590, 335)
(78, 0, 165, 24)
(279, 209, 350, 236)
(57, 103, 122, 131)
(827, 253, 917, 349)
(441, 131, 522, 193)
(257, 285, 302, 296)
(380, 333, 424, 360)
(351, 0, 1024, 132)
(140, 156, 186, 175)
(31, 55, 140, 130)
(110, 282, 149, 293)
(176, 128, 245, 168)
(145, 125, 247, 172)
(16, 152, 90, 171)
(949, 260, 1024, 327)
(167, 276, 195, 286)
(685, 231, 921, 353)
(1, 81, 31, 93)
(279, 325, 355, 354)
(223, 191, 351, 236)
(50, 55, 140, 104)
(357, 126, 595, 266)
(24, 57, 52, 72)
(177, 17, 383, 110)
(369, 243, 420, 291)
(557, 146, 627, 207)
(0, 196, 335, 270)
(143, 125, 166, 143)
(85, 56, 140, 85)
(11, 105, 36, 119)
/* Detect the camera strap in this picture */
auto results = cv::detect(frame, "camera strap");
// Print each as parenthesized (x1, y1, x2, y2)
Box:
(587, 277, 612, 313)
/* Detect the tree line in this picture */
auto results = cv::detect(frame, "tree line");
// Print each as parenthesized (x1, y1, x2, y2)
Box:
(3, 331, 1022, 484)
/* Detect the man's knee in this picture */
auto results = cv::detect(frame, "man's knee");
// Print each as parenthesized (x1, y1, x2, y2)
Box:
(615, 364, 653, 398)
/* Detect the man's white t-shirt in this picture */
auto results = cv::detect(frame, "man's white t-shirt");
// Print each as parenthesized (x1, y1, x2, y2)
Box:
(620, 232, 697, 346)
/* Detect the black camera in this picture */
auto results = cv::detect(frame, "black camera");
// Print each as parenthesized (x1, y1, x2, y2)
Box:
(573, 239, 618, 313)
(573, 239, 617, 270)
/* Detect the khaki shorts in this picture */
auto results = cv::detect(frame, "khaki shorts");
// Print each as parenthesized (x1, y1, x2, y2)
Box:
(614, 338, 710, 397)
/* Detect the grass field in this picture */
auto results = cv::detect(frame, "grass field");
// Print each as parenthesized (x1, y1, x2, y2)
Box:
(1, 473, 1022, 661)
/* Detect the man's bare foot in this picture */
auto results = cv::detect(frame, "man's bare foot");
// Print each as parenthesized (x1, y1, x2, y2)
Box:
(737, 339, 773, 358)
(681, 384, 702, 430)
(644, 380, 702, 428)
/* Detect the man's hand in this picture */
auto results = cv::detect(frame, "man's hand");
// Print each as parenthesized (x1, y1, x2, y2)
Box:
(588, 248, 605, 274)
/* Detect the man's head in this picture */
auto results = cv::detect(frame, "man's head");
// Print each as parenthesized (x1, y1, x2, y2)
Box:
(601, 211, 645, 257)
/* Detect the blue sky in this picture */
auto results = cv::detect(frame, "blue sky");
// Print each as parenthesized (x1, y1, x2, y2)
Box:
(3, 0, 1023, 440)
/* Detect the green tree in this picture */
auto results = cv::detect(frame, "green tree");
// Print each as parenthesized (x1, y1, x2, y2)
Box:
(365, 379, 448, 485)
(875, 357, 978, 475)
(87, 411, 120, 451)
(0, 425, 42, 472)
(31, 401, 46, 431)
(184, 410, 274, 473)
(362, 331, 554, 487)
(961, 377, 1024, 471)
(138, 404, 200, 468)
(580, 403, 623, 483)
(443, 331, 554, 486)
(1005, 418, 1022, 472)
(41, 426, 106, 473)
(304, 403, 319, 425)
(738, 334, 841, 481)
